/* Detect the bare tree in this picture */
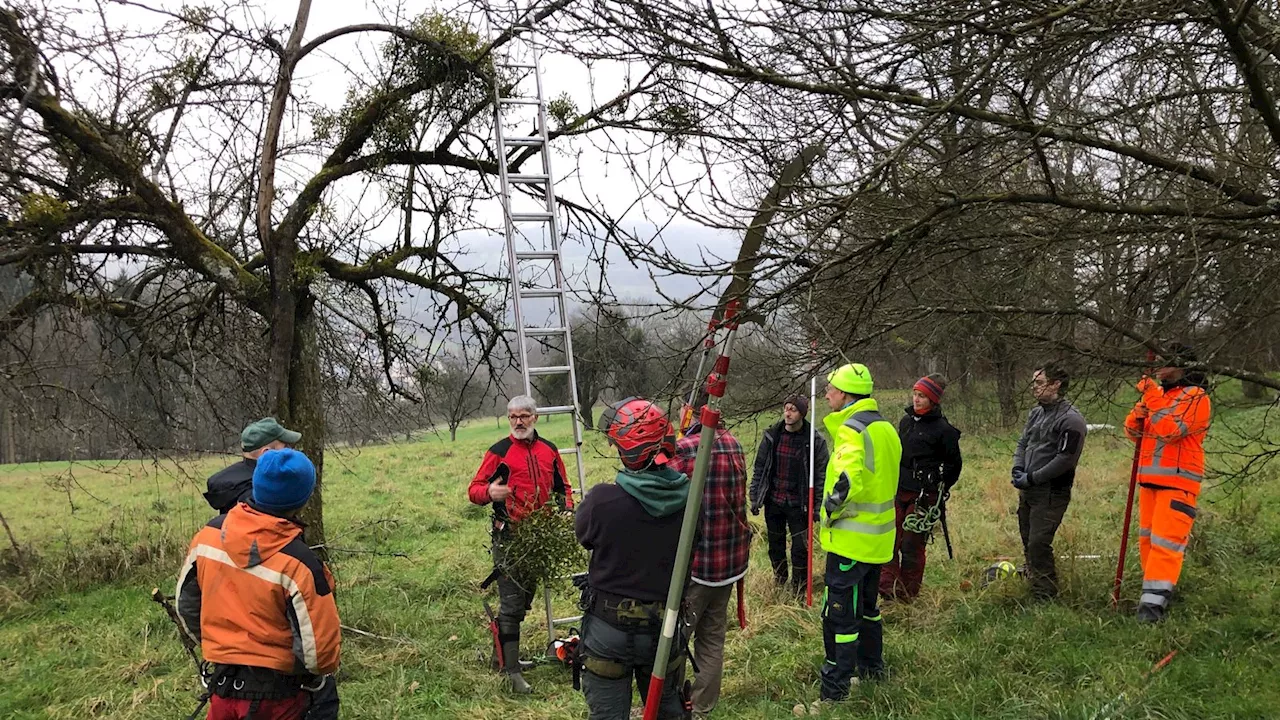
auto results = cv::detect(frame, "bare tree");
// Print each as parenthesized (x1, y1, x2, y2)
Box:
(0, 0, 658, 541)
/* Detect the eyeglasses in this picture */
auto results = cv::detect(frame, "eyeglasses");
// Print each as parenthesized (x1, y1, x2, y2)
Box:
(508, 413, 535, 422)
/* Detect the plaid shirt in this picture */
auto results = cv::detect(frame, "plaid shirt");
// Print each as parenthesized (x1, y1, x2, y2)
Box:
(670, 426, 752, 586)
(768, 428, 806, 507)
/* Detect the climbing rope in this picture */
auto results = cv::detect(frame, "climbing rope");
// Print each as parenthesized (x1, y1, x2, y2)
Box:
(902, 486, 947, 535)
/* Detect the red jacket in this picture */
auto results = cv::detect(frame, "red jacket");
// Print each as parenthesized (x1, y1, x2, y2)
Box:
(176, 504, 341, 676)
(468, 431, 573, 522)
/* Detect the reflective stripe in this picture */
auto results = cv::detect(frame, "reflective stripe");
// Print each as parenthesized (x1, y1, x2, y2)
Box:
(1141, 466, 1203, 483)
(863, 614, 882, 622)
(1150, 533, 1186, 553)
(1138, 529, 1151, 537)
(843, 411, 884, 473)
(847, 498, 895, 514)
(835, 633, 859, 643)
(191, 543, 319, 673)
(1142, 580, 1176, 591)
(863, 432, 875, 472)
(1139, 593, 1168, 607)
(831, 517, 896, 535)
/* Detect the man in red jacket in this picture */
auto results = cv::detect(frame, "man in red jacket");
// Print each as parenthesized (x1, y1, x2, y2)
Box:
(468, 394, 573, 693)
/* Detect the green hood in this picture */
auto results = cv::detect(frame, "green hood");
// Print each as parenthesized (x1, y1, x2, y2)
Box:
(616, 466, 690, 518)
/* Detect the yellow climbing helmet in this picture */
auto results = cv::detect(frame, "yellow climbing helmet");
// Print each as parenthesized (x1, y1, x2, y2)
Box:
(827, 363, 874, 395)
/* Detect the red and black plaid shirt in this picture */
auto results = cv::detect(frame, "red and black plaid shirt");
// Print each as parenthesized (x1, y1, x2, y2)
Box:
(670, 426, 752, 586)
(768, 428, 807, 507)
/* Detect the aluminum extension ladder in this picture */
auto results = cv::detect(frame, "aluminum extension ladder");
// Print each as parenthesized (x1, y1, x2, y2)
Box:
(490, 14, 588, 652)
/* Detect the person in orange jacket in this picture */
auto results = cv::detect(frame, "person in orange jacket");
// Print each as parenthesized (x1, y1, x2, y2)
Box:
(1124, 343, 1211, 623)
(177, 448, 341, 719)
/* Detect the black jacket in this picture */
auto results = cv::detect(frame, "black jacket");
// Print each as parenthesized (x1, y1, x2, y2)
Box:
(205, 458, 256, 514)
(749, 419, 829, 510)
(575, 483, 684, 602)
(897, 406, 963, 493)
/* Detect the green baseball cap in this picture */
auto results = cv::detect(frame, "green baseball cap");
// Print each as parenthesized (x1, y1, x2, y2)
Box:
(240, 417, 302, 452)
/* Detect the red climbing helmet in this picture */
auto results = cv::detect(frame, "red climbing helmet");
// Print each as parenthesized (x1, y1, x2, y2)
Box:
(599, 397, 676, 470)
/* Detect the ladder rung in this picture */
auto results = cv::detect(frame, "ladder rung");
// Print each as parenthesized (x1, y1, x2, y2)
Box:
(515, 251, 559, 260)
(524, 326, 567, 336)
(519, 288, 564, 299)
(510, 211, 553, 222)
(504, 136, 544, 146)
(509, 173, 550, 183)
(551, 615, 581, 626)
(558, 446, 580, 455)
(500, 97, 540, 105)
(537, 405, 576, 415)
(527, 365, 571, 376)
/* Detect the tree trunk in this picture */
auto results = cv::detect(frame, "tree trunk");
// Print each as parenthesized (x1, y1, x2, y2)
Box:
(450, 424, 458, 442)
(991, 336, 1019, 428)
(1, 405, 15, 464)
(289, 299, 327, 550)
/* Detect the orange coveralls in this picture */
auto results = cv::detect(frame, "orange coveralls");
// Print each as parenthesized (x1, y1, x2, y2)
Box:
(1123, 377, 1211, 611)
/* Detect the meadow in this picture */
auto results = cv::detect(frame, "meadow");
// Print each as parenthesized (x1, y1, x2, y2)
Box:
(2, 391, 1278, 719)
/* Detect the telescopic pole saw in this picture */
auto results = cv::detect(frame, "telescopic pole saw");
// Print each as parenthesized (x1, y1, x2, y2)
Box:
(642, 143, 824, 720)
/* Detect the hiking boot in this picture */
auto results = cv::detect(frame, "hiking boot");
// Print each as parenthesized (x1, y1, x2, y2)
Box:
(1136, 603, 1165, 624)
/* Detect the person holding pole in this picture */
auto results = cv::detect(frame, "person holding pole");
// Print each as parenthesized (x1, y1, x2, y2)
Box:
(576, 397, 689, 719)
(817, 363, 901, 702)
(879, 374, 962, 602)
(668, 393, 751, 718)
(1123, 343, 1211, 624)
(750, 394, 829, 598)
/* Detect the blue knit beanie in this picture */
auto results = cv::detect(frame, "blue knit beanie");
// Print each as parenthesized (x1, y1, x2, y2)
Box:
(252, 448, 316, 514)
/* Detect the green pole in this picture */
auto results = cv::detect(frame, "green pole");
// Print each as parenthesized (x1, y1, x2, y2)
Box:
(642, 305, 741, 720)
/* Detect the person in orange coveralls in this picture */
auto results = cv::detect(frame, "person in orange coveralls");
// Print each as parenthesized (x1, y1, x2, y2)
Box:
(1124, 343, 1211, 624)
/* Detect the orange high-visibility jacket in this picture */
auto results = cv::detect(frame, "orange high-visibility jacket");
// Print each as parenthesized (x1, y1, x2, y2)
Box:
(176, 503, 342, 676)
(1124, 378, 1211, 495)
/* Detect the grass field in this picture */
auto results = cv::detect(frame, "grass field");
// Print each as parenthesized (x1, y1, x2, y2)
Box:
(2, 395, 1279, 719)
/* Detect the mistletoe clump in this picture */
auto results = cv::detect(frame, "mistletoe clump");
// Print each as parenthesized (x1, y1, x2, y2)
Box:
(496, 503, 586, 588)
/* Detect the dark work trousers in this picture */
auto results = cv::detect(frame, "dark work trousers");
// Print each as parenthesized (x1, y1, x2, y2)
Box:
(879, 488, 939, 601)
(579, 611, 686, 720)
(820, 553, 883, 701)
(764, 502, 809, 590)
(305, 675, 339, 720)
(1017, 484, 1072, 599)
(492, 540, 537, 652)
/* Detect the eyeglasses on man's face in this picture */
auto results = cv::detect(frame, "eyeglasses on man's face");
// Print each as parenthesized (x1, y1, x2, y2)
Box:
(508, 413, 535, 422)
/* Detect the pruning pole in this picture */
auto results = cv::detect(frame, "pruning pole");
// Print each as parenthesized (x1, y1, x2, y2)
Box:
(806, 373, 817, 607)
(678, 320, 717, 438)
(1112, 417, 1144, 609)
(643, 300, 743, 720)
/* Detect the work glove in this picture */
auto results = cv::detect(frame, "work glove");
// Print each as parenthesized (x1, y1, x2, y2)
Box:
(1011, 465, 1025, 481)
(1010, 468, 1032, 490)
(750, 503, 761, 516)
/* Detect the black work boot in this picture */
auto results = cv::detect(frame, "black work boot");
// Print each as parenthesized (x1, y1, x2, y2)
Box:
(501, 639, 532, 694)
(1135, 603, 1165, 624)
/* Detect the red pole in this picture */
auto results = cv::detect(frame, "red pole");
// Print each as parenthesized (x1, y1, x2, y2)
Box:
(1112, 417, 1143, 609)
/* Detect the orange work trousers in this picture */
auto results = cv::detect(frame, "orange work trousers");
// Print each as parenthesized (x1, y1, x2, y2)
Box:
(1137, 485, 1197, 609)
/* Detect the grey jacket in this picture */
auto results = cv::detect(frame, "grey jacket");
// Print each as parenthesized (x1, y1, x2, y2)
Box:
(1013, 399, 1088, 489)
